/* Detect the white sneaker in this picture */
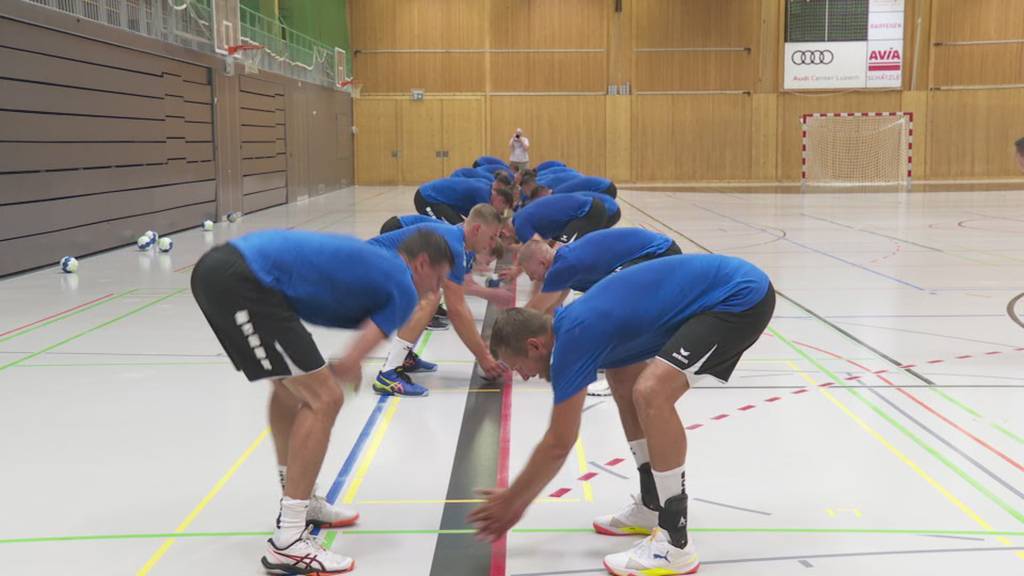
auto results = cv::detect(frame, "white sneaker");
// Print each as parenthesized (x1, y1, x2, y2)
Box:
(603, 528, 699, 575)
(593, 493, 659, 536)
(307, 493, 359, 529)
(262, 530, 355, 574)
(587, 378, 612, 397)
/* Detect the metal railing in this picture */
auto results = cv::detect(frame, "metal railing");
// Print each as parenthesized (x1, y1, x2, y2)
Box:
(239, 4, 337, 87)
(22, 0, 341, 88)
(25, 0, 215, 53)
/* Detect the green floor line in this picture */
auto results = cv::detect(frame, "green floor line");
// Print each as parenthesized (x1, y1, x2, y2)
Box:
(0, 289, 185, 373)
(16, 361, 224, 368)
(4, 527, 1024, 545)
(0, 290, 136, 345)
(769, 326, 1024, 525)
(993, 423, 1024, 446)
(928, 386, 982, 418)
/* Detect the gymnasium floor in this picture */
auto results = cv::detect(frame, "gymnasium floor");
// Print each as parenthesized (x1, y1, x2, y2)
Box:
(1, 186, 1022, 575)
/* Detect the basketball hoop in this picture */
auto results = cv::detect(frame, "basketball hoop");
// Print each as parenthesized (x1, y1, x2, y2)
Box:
(338, 79, 362, 97)
(227, 43, 263, 75)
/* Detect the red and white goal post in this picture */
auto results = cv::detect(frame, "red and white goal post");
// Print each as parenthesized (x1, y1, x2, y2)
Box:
(801, 112, 913, 188)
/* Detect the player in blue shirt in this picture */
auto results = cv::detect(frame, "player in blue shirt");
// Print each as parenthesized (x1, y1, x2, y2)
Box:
(378, 213, 513, 322)
(536, 160, 567, 172)
(517, 227, 681, 312)
(415, 177, 514, 225)
(553, 175, 618, 198)
(512, 193, 609, 245)
(477, 162, 515, 180)
(451, 167, 495, 182)
(369, 205, 508, 395)
(536, 168, 581, 190)
(191, 229, 453, 574)
(473, 155, 509, 169)
(470, 255, 774, 575)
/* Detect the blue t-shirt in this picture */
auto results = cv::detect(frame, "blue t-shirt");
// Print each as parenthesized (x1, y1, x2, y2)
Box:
(536, 160, 567, 172)
(512, 194, 594, 243)
(419, 178, 492, 216)
(553, 176, 613, 195)
(543, 228, 672, 293)
(477, 163, 514, 179)
(451, 167, 494, 182)
(474, 156, 509, 168)
(369, 222, 467, 285)
(568, 191, 618, 216)
(397, 214, 440, 228)
(538, 170, 582, 189)
(549, 255, 770, 403)
(230, 230, 417, 335)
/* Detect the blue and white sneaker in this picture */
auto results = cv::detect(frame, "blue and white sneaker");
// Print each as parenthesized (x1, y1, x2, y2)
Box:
(403, 351, 438, 373)
(373, 368, 430, 397)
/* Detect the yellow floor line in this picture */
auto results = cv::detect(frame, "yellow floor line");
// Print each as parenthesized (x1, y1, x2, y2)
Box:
(136, 427, 269, 575)
(787, 362, 1023, 559)
(342, 398, 401, 504)
(574, 436, 594, 502)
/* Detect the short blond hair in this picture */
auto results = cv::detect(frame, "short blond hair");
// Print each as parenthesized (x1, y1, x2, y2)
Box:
(517, 237, 550, 270)
(467, 203, 503, 227)
(490, 308, 552, 359)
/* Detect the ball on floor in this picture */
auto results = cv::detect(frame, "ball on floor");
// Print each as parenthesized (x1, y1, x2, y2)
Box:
(158, 237, 174, 252)
(137, 235, 153, 250)
(202, 219, 214, 231)
(60, 256, 78, 273)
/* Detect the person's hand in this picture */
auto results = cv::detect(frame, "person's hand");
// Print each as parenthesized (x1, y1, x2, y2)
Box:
(478, 352, 506, 380)
(492, 287, 515, 309)
(329, 357, 363, 393)
(469, 488, 527, 543)
(499, 265, 521, 282)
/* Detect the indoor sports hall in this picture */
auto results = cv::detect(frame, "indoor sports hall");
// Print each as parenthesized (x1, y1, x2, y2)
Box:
(0, 1, 1022, 575)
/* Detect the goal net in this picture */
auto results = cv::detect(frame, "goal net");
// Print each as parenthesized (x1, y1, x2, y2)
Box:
(802, 112, 912, 187)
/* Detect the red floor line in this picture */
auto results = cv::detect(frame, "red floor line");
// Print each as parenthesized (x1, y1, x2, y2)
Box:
(792, 388, 809, 394)
(765, 396, 782, 402)
(548, 487, 571, 498)
(711, 414, 730, 420)
(605, 458, 625, 467)
(490, 276, 516, 576)
(793, 340, 1024, 474)
(738, 404, 756, 411)
(0, 293, 115, 338)
(685, 424, 703, 430)
(579, 472, 598, 482)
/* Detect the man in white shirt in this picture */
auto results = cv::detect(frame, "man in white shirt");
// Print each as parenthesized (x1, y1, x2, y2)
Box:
(509, 128, 530, 172)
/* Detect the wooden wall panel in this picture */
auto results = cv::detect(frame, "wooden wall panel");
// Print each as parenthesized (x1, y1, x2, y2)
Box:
(488, 96, 606, 176)
(778, 91, 904, 181)
(238, 74, 286, 211)
(605, 97, 632, 182)
(442, 98, 486, 174)
(357, 54, 486, 94)
(633, 94, 753, 181)
(930, 0, 1024, 87)
(0, 15, 215, 276)
(634, 0, 759, 92)
(489, 53, 607, 93)
(244, 187, 288, 214)
(925, 89, 1024, 179)
(354, 99, 401, 184)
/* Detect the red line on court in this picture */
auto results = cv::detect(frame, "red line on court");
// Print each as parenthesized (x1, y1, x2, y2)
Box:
(173, 262, 197, 273)
(792, 388, 809, 394)
(738, 404, 756, 411)
(765, 396, 782, 403)
(794, 340, 1024, 474)
(579, 472, 598, 482)
(685, 424, 703, 430)
(548, 488, 571, 498)
(605, 458, 625, 467)
(490, 276, 516, 576)
(711, 414, 730, 420)
(0, 293, 115, 338)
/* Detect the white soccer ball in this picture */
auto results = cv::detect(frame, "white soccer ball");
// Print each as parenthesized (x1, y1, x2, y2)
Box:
(60, 256, 78, 273)
(137, 235, 153, 250)
(227, 211, 242, 223)
(202, 219, 214, 231)
(145, 230, 159, 242)
(158, 237, 174, 252)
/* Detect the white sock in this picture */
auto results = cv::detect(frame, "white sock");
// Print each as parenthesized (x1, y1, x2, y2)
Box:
(653, 465, 686, 508)
(628, 439, 650, 467)
(382, 337, 415, 372)
(272, 497, 309, 547)
(277, 465, 287, 491)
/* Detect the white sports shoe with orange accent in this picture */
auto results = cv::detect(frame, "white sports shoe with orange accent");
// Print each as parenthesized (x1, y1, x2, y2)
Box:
(307, 493, 359, 529)
(593, 494, 658, 536)
(603, 528, 699, 576)
(262, 529, 354, 574)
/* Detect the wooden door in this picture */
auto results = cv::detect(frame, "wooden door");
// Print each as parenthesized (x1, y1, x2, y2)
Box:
(354, 99, 400, 185)
(400, 99, 444, 185)
(442, 98, 485, 174)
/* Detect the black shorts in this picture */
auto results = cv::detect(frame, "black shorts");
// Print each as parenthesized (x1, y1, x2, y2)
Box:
(380, 216, 403, 235)
(656, 283, 775, 385)
(555, 198, 607, 243)
(601, 183, 618, 199)
(617, 241, 682, 271)
(414, 189, 465, 225)
(605, 209, 621, 228)
(191, 244, 326, 382)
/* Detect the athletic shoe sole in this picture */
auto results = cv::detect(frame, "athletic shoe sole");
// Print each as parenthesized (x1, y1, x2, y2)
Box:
(602, 558, 699, 576)
(262, 558, 356, 575)
(593, 521, 652, 536)
(307, 513, 360, 529)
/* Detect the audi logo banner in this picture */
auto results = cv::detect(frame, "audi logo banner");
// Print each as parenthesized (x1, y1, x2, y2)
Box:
(785, 42, 871, 90)
(791, 50, 835, 65)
